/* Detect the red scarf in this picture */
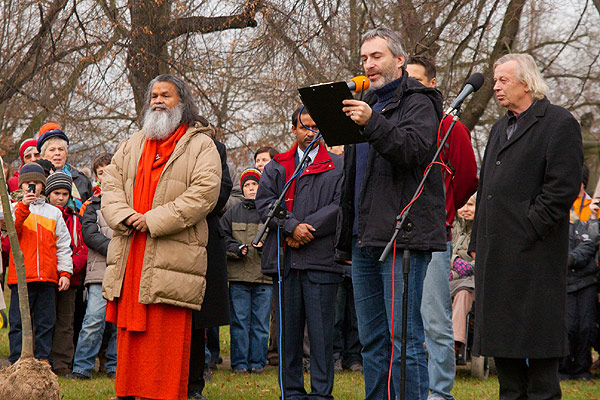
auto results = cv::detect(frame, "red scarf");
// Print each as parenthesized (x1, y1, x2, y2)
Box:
(107, 124, 188, 331)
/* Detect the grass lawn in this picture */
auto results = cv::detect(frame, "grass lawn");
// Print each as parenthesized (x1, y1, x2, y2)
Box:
(1, 324, 598, 399)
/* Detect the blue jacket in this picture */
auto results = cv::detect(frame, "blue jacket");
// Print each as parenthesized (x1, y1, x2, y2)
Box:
(255, 143, 343, 275)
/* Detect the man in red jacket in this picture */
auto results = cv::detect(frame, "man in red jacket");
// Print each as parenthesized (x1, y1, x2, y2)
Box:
(407, 55, 478, 400)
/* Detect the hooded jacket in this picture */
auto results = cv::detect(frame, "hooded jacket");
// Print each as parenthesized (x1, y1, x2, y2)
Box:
(221, 197, 271, 284)
(101, 122, 222, 310)
(336, 71, 446, 254)
(7, 199, 73, 285)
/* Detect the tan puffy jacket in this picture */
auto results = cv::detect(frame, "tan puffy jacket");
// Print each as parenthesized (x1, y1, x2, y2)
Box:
(101, 123, 222, 310)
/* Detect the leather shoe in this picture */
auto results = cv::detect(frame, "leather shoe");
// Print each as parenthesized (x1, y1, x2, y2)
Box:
(187, 390, 208, 400)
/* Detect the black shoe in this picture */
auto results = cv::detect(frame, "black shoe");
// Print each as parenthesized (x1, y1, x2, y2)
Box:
(188, 390, 208, 400)
(65, 372, 90, 380)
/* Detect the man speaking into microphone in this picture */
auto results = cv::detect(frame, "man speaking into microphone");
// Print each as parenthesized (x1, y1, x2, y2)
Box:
(337, 27, 446, 400)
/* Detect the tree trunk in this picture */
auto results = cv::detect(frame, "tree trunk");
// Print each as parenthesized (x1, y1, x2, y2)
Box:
(0, 160, 33, 359)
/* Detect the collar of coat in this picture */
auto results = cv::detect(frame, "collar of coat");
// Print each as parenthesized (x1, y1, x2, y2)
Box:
(273, 142, 336, 211)
(130, 121, 214, 169)
(498, 97, 550, 146)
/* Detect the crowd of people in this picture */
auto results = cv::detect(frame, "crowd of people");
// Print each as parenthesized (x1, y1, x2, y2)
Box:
(0, 26, 598, 400)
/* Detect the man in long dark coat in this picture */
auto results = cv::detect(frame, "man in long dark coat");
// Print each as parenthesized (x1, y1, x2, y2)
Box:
(468, 53, 583, 399)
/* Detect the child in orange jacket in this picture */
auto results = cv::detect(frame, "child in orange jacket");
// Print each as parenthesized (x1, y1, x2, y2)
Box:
(7, 163, 73, 364)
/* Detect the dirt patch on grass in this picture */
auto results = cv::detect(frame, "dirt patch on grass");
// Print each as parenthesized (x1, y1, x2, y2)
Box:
(0, 357, 60, 399)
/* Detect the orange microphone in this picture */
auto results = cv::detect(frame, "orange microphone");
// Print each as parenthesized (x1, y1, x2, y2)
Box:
(347, 76, 370, 93)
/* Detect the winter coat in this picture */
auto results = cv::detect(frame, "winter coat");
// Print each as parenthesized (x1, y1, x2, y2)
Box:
(221, 198, 271, 284)
(61, 205, 87, 287)
(567, 217, 599, 293)
(193, 139, 232, 327)
(336, 71, 446, 255)
(450, 216, 475, 296)
(256, 143, 343, 275)
(7, 199, 73, 285)
(101, 122, 222, 311)
(81, 195, 113, 285)
(469, 97, 583, 358)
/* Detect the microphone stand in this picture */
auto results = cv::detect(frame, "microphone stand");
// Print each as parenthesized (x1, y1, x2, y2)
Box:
(252, 132, 322, 400)
(378, 110, 460, 400)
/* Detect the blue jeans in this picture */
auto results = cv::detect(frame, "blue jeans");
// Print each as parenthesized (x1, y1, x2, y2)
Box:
(421, 241, 456, 400)
(9, 283, 56, 363)
(421, 241, 455, 399)
(72, 283, 117, 376)
(229, 282, 273, 370)
(352, 242, 430, 400)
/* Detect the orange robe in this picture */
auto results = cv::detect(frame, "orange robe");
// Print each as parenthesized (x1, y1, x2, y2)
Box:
(106, 125, 192, 400)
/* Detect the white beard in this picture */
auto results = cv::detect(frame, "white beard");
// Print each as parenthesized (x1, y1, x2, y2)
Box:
(142, 103, 184, 140)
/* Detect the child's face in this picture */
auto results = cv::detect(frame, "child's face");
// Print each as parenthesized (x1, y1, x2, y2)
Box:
(48, 188, 70, 208)
(94, 164, 108, 184)
(242, 180, 258, 199)
(20, 181, 43, 197)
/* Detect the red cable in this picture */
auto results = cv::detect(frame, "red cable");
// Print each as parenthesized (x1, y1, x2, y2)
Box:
(386, 118, 450, 400)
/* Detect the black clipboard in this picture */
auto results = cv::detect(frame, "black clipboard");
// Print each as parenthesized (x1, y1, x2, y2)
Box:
(298, 81, 366, 146)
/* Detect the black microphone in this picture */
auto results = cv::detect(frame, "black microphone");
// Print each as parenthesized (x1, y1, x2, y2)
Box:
(445, 73, 485, 115)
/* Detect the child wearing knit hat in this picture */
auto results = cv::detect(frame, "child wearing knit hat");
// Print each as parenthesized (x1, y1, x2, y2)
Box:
(220, 167, 272, 373)
(44, 171, 88, 375)
(7, 163, 73, 365)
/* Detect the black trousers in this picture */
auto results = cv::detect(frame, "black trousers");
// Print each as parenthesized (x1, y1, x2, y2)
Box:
(560, 284, 596, 378)
(495, 357, 561, 400)
(332, 276, 362, 368)
(188, 325, 206, 394)
(274, 269, 340, 400)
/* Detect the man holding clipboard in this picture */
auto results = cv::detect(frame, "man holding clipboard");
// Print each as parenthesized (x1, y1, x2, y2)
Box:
(335, 27, 446, 400)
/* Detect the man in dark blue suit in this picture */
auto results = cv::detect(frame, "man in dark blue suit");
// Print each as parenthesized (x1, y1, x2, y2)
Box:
(255, 106, 344, 400)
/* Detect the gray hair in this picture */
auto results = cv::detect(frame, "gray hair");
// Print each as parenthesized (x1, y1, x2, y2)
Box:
(40, 137, 68, 157)
(361, 27, 407, 60)
(494, 54, 548, 100)
(140, 74, 207, 126)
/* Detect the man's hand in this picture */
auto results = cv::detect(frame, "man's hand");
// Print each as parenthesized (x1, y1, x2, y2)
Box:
(241, 245, 248, 256)
(342, 99, 373, 127)
(58, 276, 70, 291)
(285, 237, 301, 248)
(469, 251, 476, 260)
(126, 213, 148, 232)
(292, 223, 315, 244)
(22, 192, 37, 206)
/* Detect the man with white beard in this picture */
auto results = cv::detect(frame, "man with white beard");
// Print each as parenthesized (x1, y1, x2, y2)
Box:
(101, 74, 222, 400)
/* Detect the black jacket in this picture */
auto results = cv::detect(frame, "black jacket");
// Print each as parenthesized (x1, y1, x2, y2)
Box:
(567, 218, 599, 293)
(192, 139, 233, 328)
(336, 71, 446, 254)
(81, 196, 110, 256)
(256, 143, 343, 275)
(469, 97, 583, 358)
